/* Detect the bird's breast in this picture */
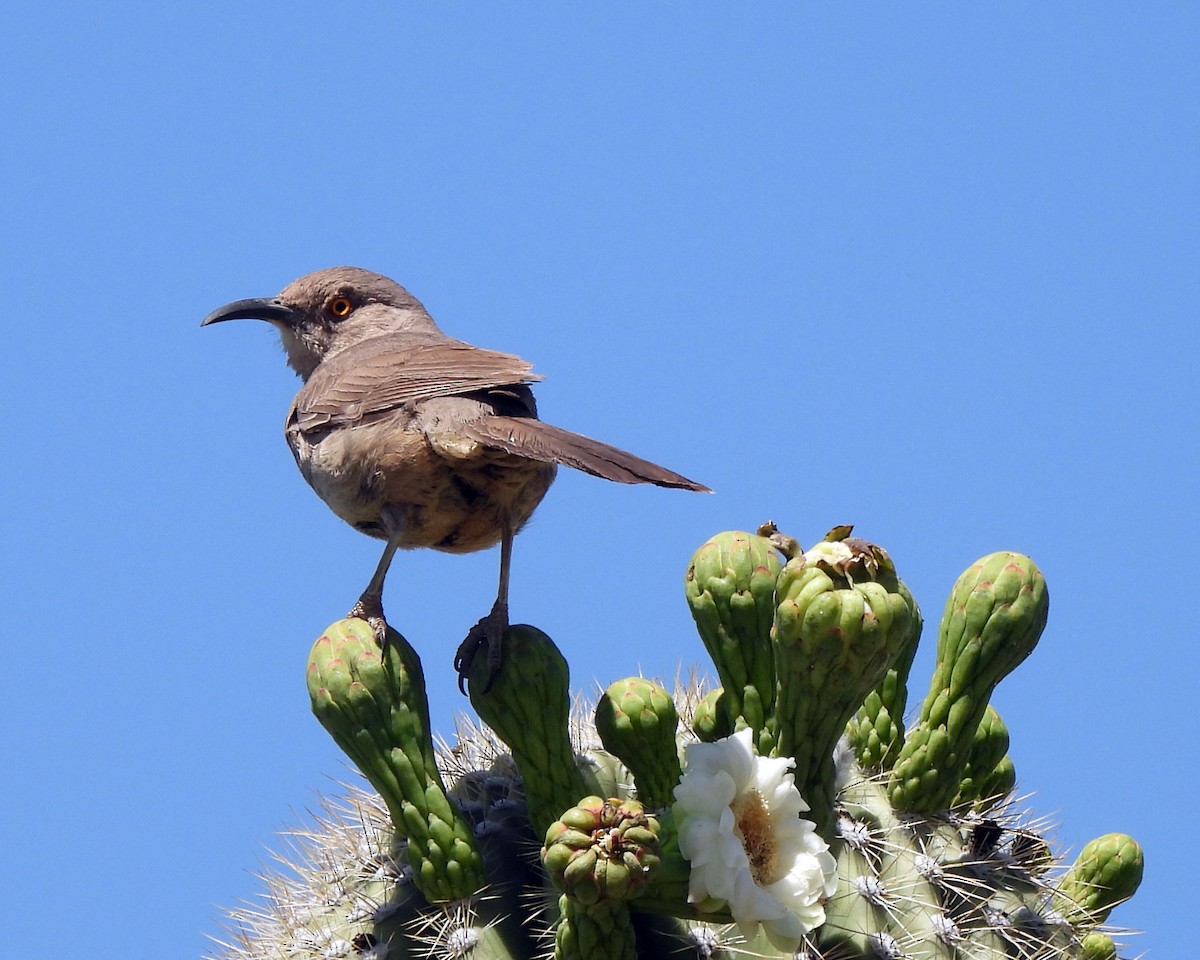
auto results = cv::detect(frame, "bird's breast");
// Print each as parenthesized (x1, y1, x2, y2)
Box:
(285, 405, 556, 553)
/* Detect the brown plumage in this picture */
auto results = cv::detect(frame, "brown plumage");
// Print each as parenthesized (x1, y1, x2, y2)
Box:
(202, 266, 709, 687)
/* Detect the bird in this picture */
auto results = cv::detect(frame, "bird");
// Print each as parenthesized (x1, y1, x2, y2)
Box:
(202, 266, 709, 688)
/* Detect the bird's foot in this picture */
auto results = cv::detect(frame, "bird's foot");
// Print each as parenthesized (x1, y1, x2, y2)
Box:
(347, 593, 394, 657)
(454, 599, 509, 695)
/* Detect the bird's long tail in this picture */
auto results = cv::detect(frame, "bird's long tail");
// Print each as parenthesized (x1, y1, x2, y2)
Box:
(462, 416, 711, 492)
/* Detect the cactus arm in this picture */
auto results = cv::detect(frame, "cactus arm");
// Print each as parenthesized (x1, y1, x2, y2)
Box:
(773, 536, 918, 837)
(306, 619, 485, 902)
(466, 624, 589, 838)
(889, 552, 1048, 814)
(845, 581, 923, 771)
(685, 531, 782, 755)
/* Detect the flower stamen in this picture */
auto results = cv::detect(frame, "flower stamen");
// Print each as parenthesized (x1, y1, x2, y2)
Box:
(731, 788, 780, 885)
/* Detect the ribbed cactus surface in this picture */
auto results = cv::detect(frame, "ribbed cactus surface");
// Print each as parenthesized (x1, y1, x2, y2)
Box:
(212, 526, 1143, 960)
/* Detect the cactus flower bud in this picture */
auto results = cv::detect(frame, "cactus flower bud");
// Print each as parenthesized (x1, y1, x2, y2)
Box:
(466, 624, 588, 838)
(685, 531, 782, 755)
(594, 677, 682, 809)
(1079, 931, 1118, 960)
(1054, 832, 1145, 926)
(691, 687, 731, 743)
(542, 797, 662, 906)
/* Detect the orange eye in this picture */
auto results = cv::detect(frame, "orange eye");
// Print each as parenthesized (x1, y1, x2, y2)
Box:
(329, 296, 352, 318)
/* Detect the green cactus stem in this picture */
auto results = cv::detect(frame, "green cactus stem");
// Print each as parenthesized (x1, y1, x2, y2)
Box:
(889, 552, 1049, 813)
(594, 678, 682, 809)
(1053, 833, 1145, 927)
(554, 896, 638, 960)
(685, 531, 782, 755)
(820, 765, 954, 960)
(466, 624, 588, 838)
(952, 705, 1016, 811)
(845, 581, 923, 771)
(306, 618, 485, 902)
(772, 530, 919, 836)
(823, 758, 1094, 960)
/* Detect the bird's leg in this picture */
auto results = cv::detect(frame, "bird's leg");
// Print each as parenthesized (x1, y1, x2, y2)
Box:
(454, 530, 513, 694)
(348, 531, 404, 652)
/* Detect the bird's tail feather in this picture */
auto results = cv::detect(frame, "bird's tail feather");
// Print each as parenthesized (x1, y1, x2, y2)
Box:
(463, 416, 710, 492)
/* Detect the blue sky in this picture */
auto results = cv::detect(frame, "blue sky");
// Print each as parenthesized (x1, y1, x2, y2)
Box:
(1, 5, 1194, 957)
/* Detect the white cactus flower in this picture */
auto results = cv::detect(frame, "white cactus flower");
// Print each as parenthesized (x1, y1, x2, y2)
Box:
(672, 728, 838, 952)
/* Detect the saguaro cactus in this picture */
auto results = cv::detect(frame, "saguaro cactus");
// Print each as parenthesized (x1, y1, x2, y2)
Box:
(213, 525, 1144, 960)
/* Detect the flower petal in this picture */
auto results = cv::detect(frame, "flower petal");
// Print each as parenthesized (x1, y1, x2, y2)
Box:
(671, 730, 838, 943)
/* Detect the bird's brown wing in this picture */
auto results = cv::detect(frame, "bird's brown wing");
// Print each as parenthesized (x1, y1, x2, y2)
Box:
(460, 416, 711, 492)
(294, 335, 542, 432)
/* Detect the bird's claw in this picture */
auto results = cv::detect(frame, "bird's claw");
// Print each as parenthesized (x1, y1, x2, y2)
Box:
(348, 594, 392, 655)
(454, 600, 509, 695)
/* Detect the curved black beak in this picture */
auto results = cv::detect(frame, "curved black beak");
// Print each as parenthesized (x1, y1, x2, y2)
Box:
(201, 297, 299, 327)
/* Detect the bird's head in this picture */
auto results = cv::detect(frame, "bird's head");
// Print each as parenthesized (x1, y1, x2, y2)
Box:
(202, 266, 439, 378)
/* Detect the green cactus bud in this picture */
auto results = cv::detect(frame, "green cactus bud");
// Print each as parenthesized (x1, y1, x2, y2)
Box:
(773, 533, 919, 836)
(576, 748, 630, 802)
(953, 705, 1015, 811)
(690, 687, 731, 743)
(466, 624, 588, 837)
(1079, 931, 1118, 960)
(542, 796, 662, 906)
(1054, 832, 1145, 927)
(554, 896, 638, 960)
(845, 577, 923, 771)
(890, 552, 1049, 813)
(594, 677, 682, 809)
(306, 619, 485, 902)
(685, 531, 782, 755)
(976, 755, 1016, 810)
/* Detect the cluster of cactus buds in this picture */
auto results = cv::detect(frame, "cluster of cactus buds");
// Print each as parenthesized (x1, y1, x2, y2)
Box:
(542, 797, 662, 905)
(213, 525, 1144, 960)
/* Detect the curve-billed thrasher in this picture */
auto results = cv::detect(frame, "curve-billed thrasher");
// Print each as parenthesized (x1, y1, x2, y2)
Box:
(202, 266, 708, 686)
